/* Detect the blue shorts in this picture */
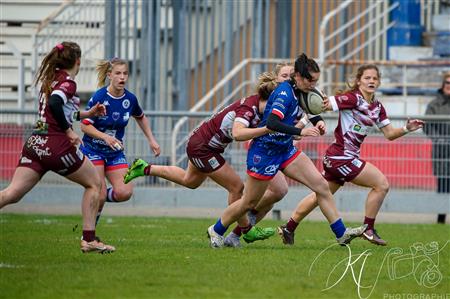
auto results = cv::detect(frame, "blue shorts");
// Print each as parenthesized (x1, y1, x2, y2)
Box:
(80, 145, 128, 171)
(246, 143, 301, 180)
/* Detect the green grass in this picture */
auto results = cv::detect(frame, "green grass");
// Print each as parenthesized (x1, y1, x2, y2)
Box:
(1, 214, 449, 299)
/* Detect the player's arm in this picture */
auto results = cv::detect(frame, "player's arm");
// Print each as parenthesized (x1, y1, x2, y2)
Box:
(232, 121, 270, 141)
(134, 115, 161, 157)
(80, 121, 122, 150)
(267, 113, 320, 137)
(380, 118, 424, 141)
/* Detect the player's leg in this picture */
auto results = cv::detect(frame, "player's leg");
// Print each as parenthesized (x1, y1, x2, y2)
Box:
(125, 159, 208, 188)
(282, 154, 366, 244)
(0, 167, 41, 208)
(351, 162, 389, 245)
(278, 182, 341, 245)
(65, 158, 115, 253)
(208, 176, 270, 248)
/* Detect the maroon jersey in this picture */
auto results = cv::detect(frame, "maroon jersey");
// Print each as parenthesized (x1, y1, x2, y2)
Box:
(37, 69, 80, 134)
(192, 94, 262, 153)
(326, 90, 390, 159)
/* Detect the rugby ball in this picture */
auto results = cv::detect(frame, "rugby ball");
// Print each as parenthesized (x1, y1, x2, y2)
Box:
(300, 88, 324, 115)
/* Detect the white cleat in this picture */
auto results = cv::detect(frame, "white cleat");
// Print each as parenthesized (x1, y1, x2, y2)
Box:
(336, 224, 368, 245)
(207, 225, 224, 248)
(224, 232, 242, 248)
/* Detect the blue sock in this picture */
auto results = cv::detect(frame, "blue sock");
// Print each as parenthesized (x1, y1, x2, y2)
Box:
(330, 218, 346, 238)
(105, 187, 116, 202)
(213, 219, 228, 236)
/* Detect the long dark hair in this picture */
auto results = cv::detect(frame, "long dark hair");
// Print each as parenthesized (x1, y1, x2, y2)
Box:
(294, 53, 320, 80)
(34, 41, 81, 97)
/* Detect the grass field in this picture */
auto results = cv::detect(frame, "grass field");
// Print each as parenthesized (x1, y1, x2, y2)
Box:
(0, 213, 449, 299)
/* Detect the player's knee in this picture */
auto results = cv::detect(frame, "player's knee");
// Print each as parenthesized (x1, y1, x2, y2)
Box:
(113, 188, 133, 201)
(229, 183, 244, 198)
(314, 178, 331, 197)
(375, 179, 390, 195)
(272, 185, 288, 200)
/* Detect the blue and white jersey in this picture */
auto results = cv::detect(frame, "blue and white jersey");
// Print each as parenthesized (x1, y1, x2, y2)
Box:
(252, 81, 303, 153)
(81, 87, 143, 156)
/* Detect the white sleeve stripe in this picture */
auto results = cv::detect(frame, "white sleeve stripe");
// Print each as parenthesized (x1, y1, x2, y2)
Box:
(329, 96, 339, 112)
(51, 90, 68, 104)
(234, 117, 250, 127)
(378, 119, 391, 128)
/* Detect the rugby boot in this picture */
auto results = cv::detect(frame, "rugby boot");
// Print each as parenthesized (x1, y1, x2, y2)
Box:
(362, 228, 387, 246)
(124, 158, 148, 183)
(277, 225, 295, 245)
(336, 224, 367, 245)
(224, 232, 242, 248)
(207, 225, 224, 248)
(242, 226, 275, 243)
(81, 237, 115, 254)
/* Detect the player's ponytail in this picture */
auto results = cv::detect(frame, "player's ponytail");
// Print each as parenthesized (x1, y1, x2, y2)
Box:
(256, 71, 278, 100)
(294, 53, 320, 80)
(34, 41, 81, 97)
(96, 57, 128, 88)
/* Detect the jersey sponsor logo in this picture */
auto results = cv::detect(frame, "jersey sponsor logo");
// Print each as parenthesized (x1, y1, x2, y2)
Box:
(253, 154, 261, 164)
(112, 112, 120, 121)
(264, 164, 278, 175)
(20, 156, 32, 164)
(350, 123, 367, 135)
(208, 157, 220, 169)
(123, 112, 130, 121)
(122, 99, 130, 109)
(351, 159, 363, 168)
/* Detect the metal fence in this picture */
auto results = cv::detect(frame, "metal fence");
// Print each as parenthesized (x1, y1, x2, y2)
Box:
(1, 111, 449, 195)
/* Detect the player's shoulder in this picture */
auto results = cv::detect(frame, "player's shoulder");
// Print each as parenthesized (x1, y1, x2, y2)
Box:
(242, 94, 260, 106)
(91, 86, 108, 100)
(273, 81, 294, 98)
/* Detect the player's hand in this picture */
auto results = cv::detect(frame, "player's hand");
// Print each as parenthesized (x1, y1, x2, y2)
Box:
(150, 141, 161, 157)
(300, 127, 320, 137)
(322, 97, 331, 111)
(89, 102, 107, 117)
(103, 134, 123, 151)
(66, 129, 83, 146)
(405, 118, 424, 132)
(315, 120, 326, 135)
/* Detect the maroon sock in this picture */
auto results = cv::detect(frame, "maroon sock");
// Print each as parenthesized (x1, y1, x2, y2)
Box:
(82, 230, 95, 242)
(240, 224, 252, 234)
(286, 217, 299, 233)
(144, 165, 152, 176)
(232, 226, 242, 236)
(364, 217, 375, 230)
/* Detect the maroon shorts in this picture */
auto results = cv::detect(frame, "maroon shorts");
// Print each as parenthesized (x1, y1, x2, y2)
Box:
(17, 133, 85, 177)
(322, 156, 366, 186)
(185, 132, 226, 173)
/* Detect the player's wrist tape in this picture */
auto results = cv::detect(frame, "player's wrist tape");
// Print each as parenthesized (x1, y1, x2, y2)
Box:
(300, 118, 308, 126)
(402, 125, 409, 133)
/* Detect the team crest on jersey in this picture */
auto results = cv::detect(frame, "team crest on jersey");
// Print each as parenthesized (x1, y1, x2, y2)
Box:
(253, 154, 261, 164)
(338, 95, 348, 102)
(208, 157, 220, 169)
(112, 112, 120, 121)
(122, 99, 130, 109)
